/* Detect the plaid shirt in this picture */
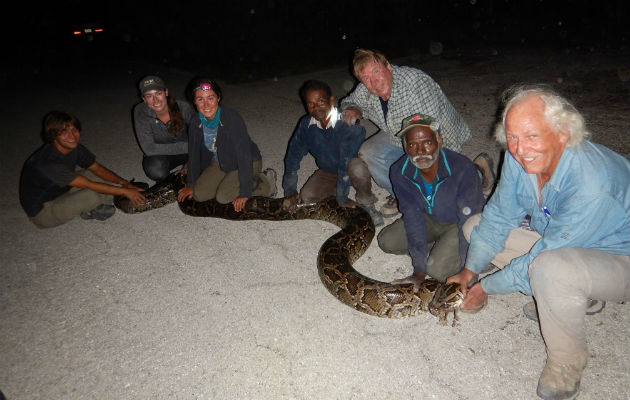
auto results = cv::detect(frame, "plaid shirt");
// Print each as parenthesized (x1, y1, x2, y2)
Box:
(340, 65, 471, 151)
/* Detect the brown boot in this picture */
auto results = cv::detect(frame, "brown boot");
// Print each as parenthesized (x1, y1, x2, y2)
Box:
(473, 152, 496, 197)
(380, 195, 399, 216)
(536, 359, 584, 400)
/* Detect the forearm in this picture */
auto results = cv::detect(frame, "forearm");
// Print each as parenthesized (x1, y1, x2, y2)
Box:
(480, 255, 532, 295)
(282, 170, 298, 197)
(402, 213, 429, 274)
(82, 181, 129, 197)
(340, 90, 364, 116)
(89, 163, 129, 185)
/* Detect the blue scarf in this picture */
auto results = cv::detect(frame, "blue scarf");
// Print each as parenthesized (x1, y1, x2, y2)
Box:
(199, 107, 221, 129)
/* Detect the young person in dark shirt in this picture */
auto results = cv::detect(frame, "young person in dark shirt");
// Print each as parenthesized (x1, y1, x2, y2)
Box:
(20, 111, 146, 228)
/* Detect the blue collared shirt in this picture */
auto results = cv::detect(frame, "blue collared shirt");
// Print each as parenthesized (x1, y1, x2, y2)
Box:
(466, 141, 630, 296)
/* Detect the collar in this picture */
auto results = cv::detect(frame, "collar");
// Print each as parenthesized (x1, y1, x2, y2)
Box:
(400, 149, 451, 184)
(308, 107, 339, 130)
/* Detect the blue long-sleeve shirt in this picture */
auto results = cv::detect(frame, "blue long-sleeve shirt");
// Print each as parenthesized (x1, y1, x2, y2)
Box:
(391, 148, 486, 274)
(466, 141, 630, 296)
(282, 110, 365, 205)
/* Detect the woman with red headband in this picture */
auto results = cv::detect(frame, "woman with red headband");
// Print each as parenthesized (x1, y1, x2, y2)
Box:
(177, 78, 276, 212)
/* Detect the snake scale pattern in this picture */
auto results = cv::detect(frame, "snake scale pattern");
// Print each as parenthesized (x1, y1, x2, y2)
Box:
(115, 172, 464, 324)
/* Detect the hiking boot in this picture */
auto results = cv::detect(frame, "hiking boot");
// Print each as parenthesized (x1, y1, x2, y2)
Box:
(262, 168, 277, 197)
(362, 203, 384, 227)
(80, 204, 116, 221)
(473, 152, 496, 197)
(536, 359, 583, 400)
(380, 195, 399, 216)
(523, 299, 606, 322)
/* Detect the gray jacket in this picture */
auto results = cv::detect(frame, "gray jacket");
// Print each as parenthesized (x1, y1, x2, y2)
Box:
(132, 100, 195, 156)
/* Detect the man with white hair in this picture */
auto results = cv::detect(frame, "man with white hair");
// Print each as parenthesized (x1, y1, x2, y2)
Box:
(448, 85, 630, 400)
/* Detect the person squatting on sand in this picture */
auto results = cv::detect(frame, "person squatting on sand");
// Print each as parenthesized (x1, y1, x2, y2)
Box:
(339, 48, 495, 216)
(133, 75, 195, 182)
(281, 79, 383, 226)
(447, 85, 630, 400)
(177, 78, 276, 212)
(19, 110, 146, 228)
(377, 113, 485, 289)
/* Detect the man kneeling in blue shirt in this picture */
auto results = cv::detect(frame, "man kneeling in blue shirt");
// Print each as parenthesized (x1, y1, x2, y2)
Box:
(281, 80, 382, 226)
(378, 113, 485, 288)
(448, 85, 630, 400)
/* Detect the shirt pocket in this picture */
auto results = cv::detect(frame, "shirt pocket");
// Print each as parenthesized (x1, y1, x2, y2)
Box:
(516, 191, 538, 214)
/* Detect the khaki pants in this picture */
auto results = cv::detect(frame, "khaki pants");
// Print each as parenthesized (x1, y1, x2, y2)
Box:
(193, 160, 271, 203)
(463, 213, 630, 367)
(378, 216, 461, 282)
(30, 170, 112, 228)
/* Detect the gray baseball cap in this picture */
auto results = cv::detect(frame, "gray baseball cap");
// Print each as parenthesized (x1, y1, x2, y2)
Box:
(139, 75, 166, 95)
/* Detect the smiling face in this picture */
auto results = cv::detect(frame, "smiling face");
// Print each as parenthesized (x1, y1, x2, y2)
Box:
(53, 124, 80, 154)
(404, 126, 442, 171)
(504, 94, 569, 183)
(358, 59, 393, 101)
(305, 89, 334, 127)
(193, 87, 220, 120)
(142, 89, 169, 115)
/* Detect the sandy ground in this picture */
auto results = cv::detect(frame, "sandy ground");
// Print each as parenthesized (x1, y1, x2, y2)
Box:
(1, 45, 629, 400)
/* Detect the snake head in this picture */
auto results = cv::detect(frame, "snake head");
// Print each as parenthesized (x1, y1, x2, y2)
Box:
(428, 282, 464, 326)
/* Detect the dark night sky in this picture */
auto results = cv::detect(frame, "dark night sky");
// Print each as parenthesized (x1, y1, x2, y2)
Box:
(7, 0, 629, 83)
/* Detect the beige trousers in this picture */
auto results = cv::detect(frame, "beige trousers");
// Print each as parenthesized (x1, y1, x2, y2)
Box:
(30, 170, 112, 228)
(463, 214, 630, 367)
(193, 160, 272, 203)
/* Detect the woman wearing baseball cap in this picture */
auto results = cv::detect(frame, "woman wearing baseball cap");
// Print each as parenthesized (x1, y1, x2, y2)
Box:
(132, 75, 195, 182)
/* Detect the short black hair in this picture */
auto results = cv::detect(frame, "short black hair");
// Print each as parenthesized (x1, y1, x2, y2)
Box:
(42, 111, 81, 143)
(299, 80, 332, 102)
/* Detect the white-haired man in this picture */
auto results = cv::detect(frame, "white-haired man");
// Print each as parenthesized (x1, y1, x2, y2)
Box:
(448, 85, 629, 400)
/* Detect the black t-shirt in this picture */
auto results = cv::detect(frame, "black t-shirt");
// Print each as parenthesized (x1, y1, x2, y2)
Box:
(19, 143, 96, 217)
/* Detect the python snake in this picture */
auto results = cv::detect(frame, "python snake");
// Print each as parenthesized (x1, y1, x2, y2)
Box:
(114, 172, 463, 324)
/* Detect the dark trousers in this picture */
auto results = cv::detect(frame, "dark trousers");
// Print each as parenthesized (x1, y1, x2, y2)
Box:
(143, 154, 188, 182)
(299, 157, 377, 205)
(377, 216, 461, 282)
